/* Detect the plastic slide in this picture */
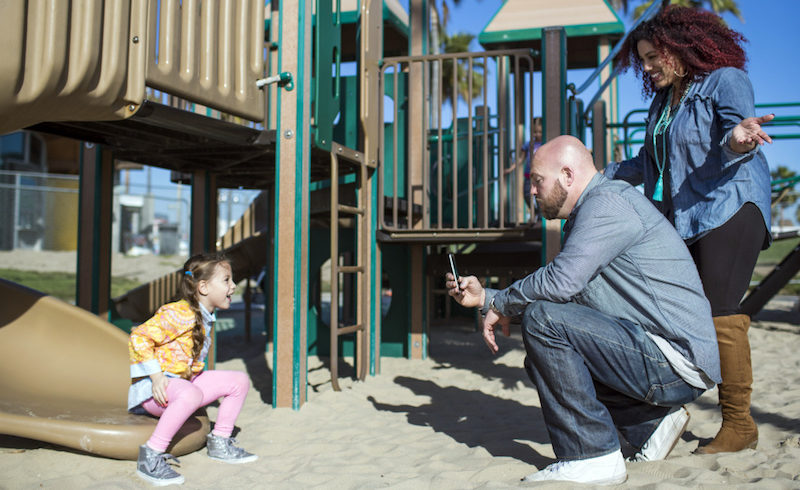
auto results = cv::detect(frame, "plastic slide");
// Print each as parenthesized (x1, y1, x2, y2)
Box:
(0, 278, 209, 460)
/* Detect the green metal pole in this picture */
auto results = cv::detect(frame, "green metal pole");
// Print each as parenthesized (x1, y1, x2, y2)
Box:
(76, 143, 112, 316)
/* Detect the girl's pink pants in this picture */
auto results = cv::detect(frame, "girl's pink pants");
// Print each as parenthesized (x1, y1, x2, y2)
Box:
(141, 370, 250, 452)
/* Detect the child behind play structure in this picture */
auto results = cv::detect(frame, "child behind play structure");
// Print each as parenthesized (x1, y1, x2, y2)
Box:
(521, 116, 543, 217)
(128, 252, 257, 486)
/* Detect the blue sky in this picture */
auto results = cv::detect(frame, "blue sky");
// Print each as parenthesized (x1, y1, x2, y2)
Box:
(424, 0, 800, 174)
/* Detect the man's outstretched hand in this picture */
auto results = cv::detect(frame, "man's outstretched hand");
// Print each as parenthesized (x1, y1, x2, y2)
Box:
(482, 309, 511, 354)
(446, 273, 510, 354)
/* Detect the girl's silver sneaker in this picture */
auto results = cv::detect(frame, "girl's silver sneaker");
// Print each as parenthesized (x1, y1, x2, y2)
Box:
(136, 444, 185, 486)
(206, 433, 258, 464)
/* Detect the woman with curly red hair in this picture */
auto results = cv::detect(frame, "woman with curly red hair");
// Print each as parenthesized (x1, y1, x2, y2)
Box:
(606, 5, 773, 455)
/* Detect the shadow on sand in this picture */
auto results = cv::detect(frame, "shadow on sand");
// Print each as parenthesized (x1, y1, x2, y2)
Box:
(368, 376, 553, 468)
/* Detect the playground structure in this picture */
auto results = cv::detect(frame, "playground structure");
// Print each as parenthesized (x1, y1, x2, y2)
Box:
(2, 0, 798, 456)
(0, 0, 667, 410)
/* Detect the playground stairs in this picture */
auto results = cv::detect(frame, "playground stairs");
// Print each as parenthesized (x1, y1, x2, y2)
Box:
(325, 144, 372, 390)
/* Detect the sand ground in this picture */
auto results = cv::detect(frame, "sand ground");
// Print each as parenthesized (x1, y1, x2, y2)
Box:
(1, 294, 800, 489)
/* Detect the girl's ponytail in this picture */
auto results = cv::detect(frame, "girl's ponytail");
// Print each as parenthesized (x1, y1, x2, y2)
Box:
(181, 252, 229, 361)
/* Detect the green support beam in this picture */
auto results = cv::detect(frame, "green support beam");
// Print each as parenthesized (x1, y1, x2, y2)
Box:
(76, 144, 113, 317)
(189, 169, 218, 368)
(190, 170, 217, 256)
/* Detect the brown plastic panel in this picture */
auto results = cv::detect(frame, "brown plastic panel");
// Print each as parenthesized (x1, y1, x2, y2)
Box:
(146, 0, 266, 122)
(0, 0, 147, 135)
(0, 278, 208, 460)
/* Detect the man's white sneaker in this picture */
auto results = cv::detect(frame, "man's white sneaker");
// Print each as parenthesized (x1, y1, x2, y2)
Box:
(629, 406, 690, 462)
(522, 449, 627, 485)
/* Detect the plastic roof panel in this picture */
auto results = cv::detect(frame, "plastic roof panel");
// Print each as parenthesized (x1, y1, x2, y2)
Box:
(478, 0, 624, 69)
(479, 0, 623, 43)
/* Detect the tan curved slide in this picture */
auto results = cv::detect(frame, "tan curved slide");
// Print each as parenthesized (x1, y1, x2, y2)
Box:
(0, 278, 209, 460)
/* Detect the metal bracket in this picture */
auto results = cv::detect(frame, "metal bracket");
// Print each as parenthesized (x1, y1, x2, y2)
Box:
(256, 72, 294, 91)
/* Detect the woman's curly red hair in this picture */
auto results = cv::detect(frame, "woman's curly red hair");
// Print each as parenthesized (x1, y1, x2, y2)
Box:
(616, 5, 748, 97)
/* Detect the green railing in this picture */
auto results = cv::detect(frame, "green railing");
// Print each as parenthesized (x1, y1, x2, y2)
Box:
(612, 102, 800, 160)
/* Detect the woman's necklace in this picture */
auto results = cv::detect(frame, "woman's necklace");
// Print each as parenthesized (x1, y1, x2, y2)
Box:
(651, 81, 692, 202)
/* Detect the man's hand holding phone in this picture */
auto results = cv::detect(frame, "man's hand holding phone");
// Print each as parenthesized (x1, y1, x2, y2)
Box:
(445, 253, 484, 308)
(445, 254, 509, 353)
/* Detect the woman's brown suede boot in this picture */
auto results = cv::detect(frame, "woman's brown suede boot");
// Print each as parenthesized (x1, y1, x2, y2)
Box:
(695, 314, 758, 454)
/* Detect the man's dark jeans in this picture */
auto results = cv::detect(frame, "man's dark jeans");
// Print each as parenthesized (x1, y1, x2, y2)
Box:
(522, 300, 706, 461)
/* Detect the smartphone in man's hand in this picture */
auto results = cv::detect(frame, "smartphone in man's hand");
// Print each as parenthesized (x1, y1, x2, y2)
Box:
(448, 253, 461, 289)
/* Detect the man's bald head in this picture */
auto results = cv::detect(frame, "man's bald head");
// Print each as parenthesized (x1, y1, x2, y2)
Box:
(533, 135, 596, 175)
(529, 136, 598, 219)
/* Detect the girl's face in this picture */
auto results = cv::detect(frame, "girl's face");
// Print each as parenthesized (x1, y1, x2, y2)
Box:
(637, 39, 684, 90)
(532, 119, 543, 143)
(198, 262, 236, 311)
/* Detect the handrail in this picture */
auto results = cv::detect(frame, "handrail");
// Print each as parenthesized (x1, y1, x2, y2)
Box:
(771, 175, 800, 190)
(579, 65, 623, 120)
(757, 102, 800, 108)
(379, 48, 536, 237)
(612, 102, 800, 159)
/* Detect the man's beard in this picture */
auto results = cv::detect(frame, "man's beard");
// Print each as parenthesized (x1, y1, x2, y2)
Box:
(537, 180, 567, 220)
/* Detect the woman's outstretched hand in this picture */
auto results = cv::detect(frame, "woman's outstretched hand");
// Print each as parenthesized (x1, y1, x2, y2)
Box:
(730, 113, 774, 153)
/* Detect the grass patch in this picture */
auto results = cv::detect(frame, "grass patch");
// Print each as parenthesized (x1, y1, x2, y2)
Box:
(757, 237, 800, 265)
(751, 237, 800, 296)
(750, 272, 800, 296)
(0, 269, 141, 303)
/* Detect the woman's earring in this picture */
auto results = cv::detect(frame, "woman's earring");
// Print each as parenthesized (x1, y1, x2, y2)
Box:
(674, 67, 687, 78)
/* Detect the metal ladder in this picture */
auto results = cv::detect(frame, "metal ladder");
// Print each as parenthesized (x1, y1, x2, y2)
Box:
(328, 143, 370, 390)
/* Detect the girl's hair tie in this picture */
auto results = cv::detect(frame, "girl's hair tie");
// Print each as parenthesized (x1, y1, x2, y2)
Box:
(184, 270, 193, 278)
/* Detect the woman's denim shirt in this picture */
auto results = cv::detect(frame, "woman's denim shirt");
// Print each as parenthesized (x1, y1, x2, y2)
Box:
(605, 67, 771, 245)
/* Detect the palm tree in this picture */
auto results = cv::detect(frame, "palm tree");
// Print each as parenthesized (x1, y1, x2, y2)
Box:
(770, 165, 798, 227)
(428, 0, 484, 127)
(609, 0, 743, 21)
(439, 32, 484, 118)
(429, 0, 455, 39)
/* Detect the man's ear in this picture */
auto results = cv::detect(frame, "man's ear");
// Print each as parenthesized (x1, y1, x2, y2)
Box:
(561, 166, 575, 186)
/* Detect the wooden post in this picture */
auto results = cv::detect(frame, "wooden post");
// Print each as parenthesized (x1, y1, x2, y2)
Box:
(598, 36, 619, 162)
(407, 0, 428, 360)
(410, 244, 425, 359)
(359, 0, 382, 377)
(272, 0, 312, 409)
(541, 26, 567, 263)
(592, 100, 607, 171)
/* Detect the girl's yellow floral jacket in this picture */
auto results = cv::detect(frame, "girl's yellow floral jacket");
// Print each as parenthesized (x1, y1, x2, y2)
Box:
(129, 299, 206, 380)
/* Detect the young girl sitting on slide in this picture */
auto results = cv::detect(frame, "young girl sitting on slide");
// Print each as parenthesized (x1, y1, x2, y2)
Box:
(128, 252, 257, 486)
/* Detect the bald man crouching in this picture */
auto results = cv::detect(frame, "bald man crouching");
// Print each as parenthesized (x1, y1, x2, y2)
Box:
(447, 136, 720, 485)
